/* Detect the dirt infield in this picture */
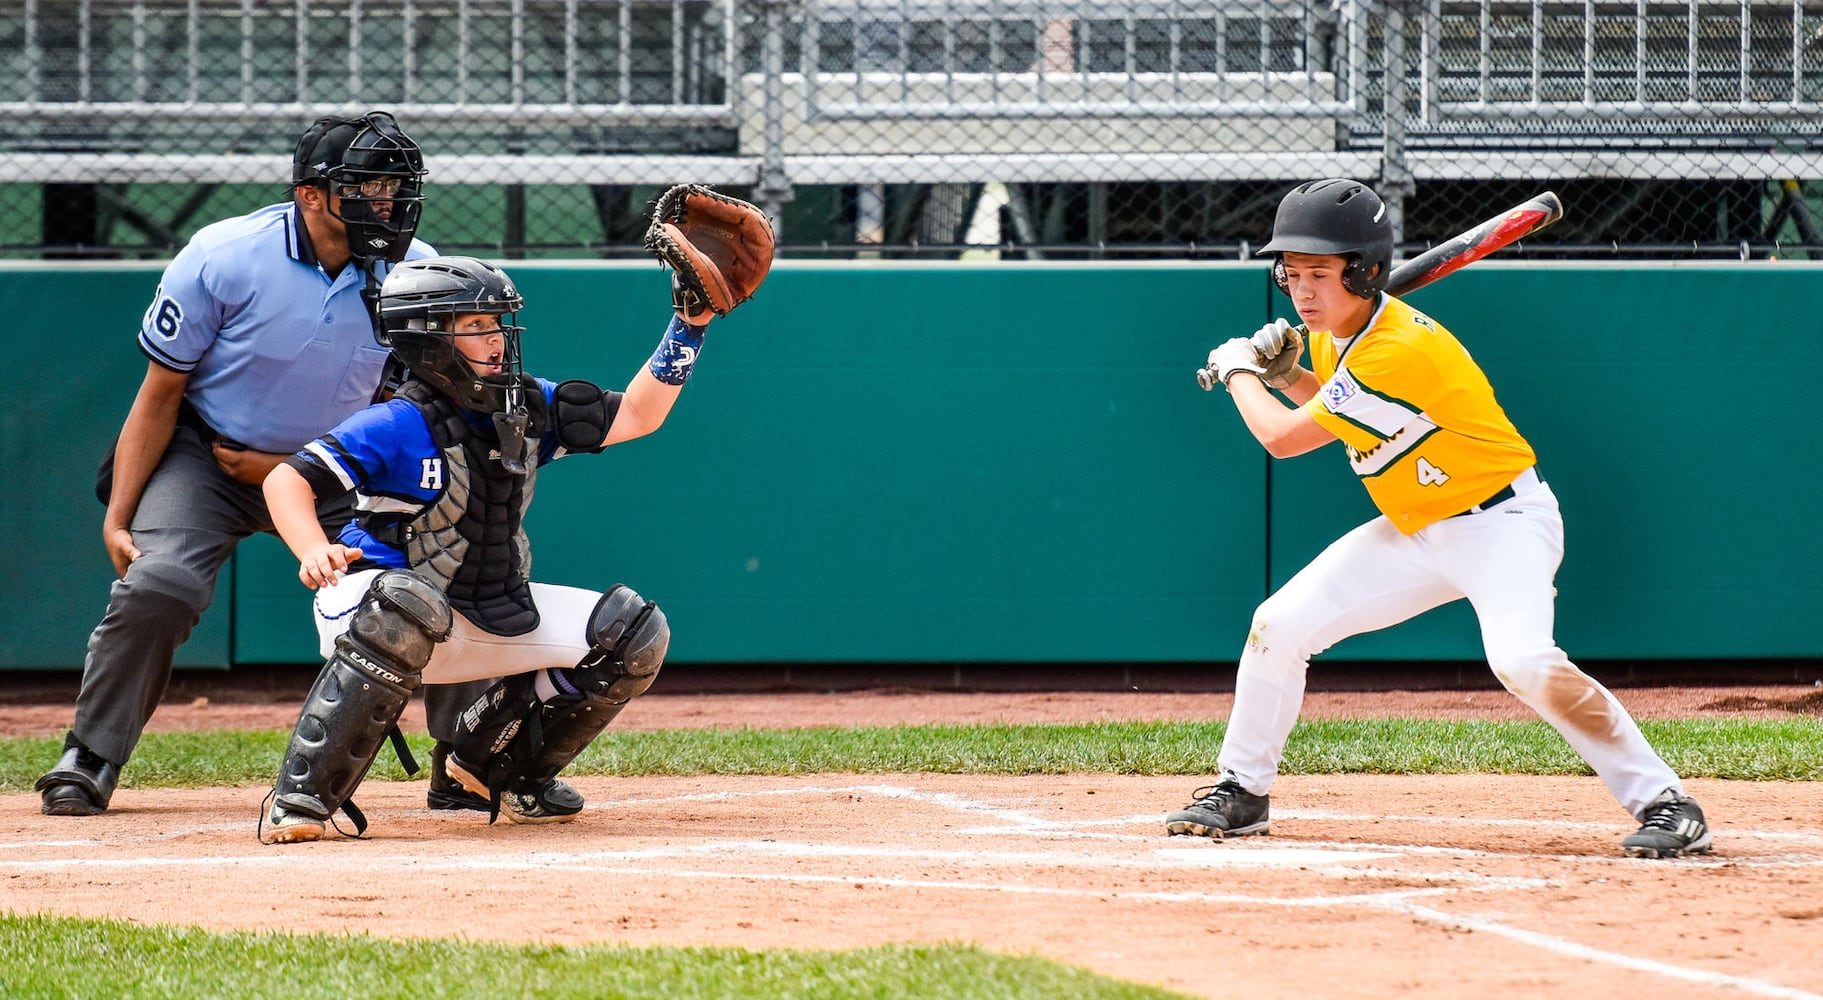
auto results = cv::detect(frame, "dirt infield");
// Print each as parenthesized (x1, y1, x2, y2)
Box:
(4, 685, 1822, 999)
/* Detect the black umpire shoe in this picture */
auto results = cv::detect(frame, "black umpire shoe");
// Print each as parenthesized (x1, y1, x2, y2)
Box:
(35, 743, 120, 817)
(428, 740, 584, 823)
(1164, 778, 1271, 838)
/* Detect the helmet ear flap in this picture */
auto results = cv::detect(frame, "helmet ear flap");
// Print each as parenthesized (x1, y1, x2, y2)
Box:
(1271, 257, 1290, 295)
(1340, 257, 1386, 298)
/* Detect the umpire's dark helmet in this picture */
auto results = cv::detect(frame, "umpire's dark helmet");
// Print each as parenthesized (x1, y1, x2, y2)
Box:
(1257, 179, 1394, 299)
(294, 111, 426, 264)
(377, 256, 526, 415)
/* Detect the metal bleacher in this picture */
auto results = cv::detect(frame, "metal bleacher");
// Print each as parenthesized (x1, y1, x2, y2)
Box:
(1, 0, 1819, 253)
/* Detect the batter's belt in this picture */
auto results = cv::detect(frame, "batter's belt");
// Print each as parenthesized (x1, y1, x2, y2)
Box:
(1449, 467, 1539, 518)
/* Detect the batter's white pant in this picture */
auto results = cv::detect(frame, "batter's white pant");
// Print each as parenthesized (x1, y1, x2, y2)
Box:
(1216, 469, 1683, 819)
(313, 569, 602, 685)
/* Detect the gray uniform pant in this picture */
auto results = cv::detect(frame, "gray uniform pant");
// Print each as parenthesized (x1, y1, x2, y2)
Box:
(67, 426, 353, 766)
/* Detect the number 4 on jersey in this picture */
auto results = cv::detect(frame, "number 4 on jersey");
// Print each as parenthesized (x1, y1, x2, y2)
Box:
(1417, 458, 1450, 487)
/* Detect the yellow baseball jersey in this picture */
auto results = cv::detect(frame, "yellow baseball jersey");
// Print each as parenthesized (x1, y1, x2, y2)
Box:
(1302, 295, 1536, 534)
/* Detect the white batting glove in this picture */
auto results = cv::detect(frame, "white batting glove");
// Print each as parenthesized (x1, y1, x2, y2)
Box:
(1207, 338, 1267, 389)
(1247, 318, 1296, 360)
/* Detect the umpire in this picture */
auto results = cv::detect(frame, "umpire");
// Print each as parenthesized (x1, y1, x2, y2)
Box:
(35, 112, 434, 816)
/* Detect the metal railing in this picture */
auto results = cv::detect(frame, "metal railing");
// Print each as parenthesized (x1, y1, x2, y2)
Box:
(0, 0, 1818, 257)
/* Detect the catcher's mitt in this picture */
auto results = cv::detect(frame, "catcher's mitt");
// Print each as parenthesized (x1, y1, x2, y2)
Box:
(644, 184, 775, 321)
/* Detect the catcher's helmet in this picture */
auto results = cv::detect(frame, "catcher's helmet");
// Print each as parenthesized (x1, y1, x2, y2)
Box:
(293, 111, 426, 264)
(1257, 179, 1394, 298)
(377, 256, 526, 416)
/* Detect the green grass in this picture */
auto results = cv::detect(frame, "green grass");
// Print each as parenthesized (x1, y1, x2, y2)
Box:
(4, 717, 1820, 792)
(5, 716, 1817, 997)
(0, 913, 1187, 1000)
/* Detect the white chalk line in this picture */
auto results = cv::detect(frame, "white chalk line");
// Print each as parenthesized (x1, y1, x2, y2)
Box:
(0, 838, 1548, 896)
(967, 808, 1823, 846)
(1400, 904, 1823, 1000)
(8, 782, 1821, 862)
(9, 846, 1813, 999)
(6, 782, 1821, 998)
(589, 786, 1823, 847)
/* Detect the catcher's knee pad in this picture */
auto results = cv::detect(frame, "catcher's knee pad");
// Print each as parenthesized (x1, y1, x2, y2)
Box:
(271, 571, 451, 825)
(449, 672, 541, 777)
(347, 570, 454, 674)
(574, 584, 670, 703)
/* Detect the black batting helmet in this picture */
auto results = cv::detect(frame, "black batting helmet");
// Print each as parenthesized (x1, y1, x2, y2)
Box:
(376, 256, 525, 415)
(293, 111, 426, 264)
(1258, 179, 1394, 299)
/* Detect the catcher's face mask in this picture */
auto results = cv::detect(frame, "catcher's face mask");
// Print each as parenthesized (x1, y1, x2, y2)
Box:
(377, 257, 528, 416)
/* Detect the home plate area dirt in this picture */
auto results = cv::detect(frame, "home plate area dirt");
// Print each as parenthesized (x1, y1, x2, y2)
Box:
(3, 687, 1821, 999)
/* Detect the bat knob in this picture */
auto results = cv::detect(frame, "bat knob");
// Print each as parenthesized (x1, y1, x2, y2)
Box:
(1195, 367, 1215, 392)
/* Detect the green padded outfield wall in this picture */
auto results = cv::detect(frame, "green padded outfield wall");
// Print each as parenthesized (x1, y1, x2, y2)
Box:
(231, 262, 1271, 665)
(4, 263, 233, 670)
(1265, 262, 1823, 661)
(3, 261, 1819, 669)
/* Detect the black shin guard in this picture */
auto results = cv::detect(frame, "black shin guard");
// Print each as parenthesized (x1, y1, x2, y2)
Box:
(271, 644, 417, 833)
(449, 672, 541, 820)
(523, 585, 669, 781)
(520, 693, 627, 784)
(450, 585, 669, 819)
(270, 571, 450, 834)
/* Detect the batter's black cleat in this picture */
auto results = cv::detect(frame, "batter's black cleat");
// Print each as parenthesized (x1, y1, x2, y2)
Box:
(35, 744, 120, 817)
(1165, 778, 1270, 838)
(1622, 790, 1712, 858)
(433, 741, 584, 824)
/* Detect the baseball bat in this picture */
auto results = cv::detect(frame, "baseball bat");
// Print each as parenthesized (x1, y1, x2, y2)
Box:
(1197, 190, 1565, 390)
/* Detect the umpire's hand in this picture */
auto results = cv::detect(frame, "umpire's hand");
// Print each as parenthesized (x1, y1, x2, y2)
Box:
(212, 440, 288, 486)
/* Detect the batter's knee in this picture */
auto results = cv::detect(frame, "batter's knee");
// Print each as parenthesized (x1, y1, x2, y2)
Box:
(1487, 646, 1575, 702)
(1243, 594, 1325, 668)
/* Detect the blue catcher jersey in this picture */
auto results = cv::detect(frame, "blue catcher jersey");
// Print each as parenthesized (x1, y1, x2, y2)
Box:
(136, 202, 435, 453)
(285, 377, 580, 567)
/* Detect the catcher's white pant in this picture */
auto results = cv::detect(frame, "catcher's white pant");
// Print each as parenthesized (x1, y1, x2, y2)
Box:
(313, 569, 602, 685)
(1216, 469, 1683, 819)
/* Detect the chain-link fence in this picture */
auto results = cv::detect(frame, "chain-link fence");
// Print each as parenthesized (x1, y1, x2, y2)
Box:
(3, 0, 1820, 260)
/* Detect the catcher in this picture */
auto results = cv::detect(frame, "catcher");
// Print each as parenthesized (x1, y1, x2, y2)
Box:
(259, 186, 773, 843)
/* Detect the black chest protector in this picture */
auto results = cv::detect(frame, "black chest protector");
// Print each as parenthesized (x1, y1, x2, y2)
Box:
(393, 380, 542, 636)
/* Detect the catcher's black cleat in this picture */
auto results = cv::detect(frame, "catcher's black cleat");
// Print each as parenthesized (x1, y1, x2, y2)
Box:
(1165, 778, 1270, 838)
(260, 803, 328, 845)
(35, 744, 119, 817)
(1622, 790, 1713, 858)
(431, 741, 584, 824)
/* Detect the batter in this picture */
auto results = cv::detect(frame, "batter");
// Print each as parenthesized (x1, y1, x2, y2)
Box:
(1170, 178, 1712, 858)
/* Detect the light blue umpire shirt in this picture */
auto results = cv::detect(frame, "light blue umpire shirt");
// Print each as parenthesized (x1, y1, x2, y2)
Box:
(135, 201, 434, 454)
